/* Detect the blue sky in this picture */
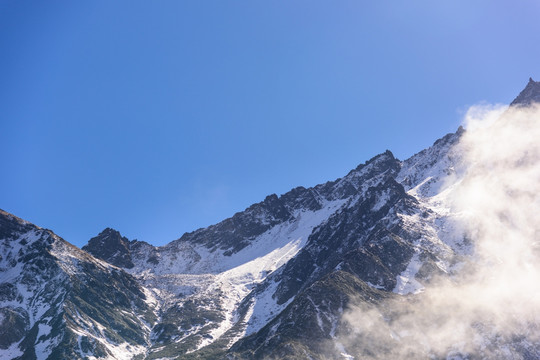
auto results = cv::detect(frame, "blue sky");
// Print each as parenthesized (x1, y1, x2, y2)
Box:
(1, 1, 539, 247)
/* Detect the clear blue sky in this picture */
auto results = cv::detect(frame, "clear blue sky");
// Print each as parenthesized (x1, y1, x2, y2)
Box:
(1, 1, 539, 247)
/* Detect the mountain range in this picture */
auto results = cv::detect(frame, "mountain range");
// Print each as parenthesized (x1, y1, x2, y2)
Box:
(1, 78, 540, 359)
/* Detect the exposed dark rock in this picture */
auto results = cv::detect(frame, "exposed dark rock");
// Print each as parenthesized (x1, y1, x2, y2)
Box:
(83, 227, 135, 268)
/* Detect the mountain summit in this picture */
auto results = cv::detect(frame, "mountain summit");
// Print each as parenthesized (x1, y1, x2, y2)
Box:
(82, 227, 135, 269)
(510, 77, 540, 106)
(1, 79, 539, 359)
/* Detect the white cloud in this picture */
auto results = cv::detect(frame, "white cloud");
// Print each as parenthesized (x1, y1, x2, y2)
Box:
(340, 103, 540, 359)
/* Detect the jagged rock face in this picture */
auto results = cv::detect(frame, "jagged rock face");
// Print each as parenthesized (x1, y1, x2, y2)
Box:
(272, 152, 413, 305)
(229, 271, 393, 360)
(83, 228, 135, 268)
(174, 192, 295, 256)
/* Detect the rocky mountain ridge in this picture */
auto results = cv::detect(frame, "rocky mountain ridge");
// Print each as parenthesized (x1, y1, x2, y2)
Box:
(1, 78, 539, 359)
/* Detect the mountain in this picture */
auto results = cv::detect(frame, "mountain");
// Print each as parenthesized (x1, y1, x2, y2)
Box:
(0, 210, 156, 359)
(510, 77, 540, 106)
(1, 78, 540, 359)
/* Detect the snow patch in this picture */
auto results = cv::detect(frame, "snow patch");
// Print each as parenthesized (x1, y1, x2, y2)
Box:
(394, 253, 424, 295)
(0, 342, 23, 360)
(372, 189, 391, 211)
(335, 341, 355, 359)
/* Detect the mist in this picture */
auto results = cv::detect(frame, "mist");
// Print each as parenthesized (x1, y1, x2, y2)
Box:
(338, 103, 540, 359)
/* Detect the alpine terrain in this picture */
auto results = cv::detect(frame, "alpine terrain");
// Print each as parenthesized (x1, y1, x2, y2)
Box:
(2, 78, 540, 359)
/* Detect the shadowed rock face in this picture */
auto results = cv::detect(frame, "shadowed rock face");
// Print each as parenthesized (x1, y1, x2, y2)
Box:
(83, 227, 135, 268)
